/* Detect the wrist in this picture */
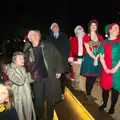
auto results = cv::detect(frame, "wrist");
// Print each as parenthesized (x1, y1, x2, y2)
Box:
(104, 66, 108, 71)
(118, 61, 120, 68)
(93, 56, 96, 59)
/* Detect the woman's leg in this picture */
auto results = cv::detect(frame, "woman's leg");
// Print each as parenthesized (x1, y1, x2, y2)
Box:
(99, 88, 109, 110)
(108, 88, 119, 114)
(86, 76, 96, 95)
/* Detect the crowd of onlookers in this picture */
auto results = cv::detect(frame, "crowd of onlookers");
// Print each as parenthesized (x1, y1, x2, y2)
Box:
(0, 20, 120, 120)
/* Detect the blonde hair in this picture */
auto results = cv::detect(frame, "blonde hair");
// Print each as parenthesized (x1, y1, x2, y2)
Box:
(0, 84, 13, 110)
(12, 52, 25, 63)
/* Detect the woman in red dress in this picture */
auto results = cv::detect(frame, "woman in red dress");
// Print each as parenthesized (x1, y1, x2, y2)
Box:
(98, 23, 120, 114)
(80, 19, 104, 101)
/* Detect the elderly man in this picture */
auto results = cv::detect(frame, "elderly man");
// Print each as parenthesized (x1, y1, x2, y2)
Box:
(23, 30, 63, 120)
(46, 23, 70, 99)
(68, 26, 85, 91)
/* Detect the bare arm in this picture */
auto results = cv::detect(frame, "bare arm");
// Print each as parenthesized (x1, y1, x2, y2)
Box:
(113, 61, 120, 69)
(84, 43, 96, 59)
(100, 54, 108, 71)
(96, 54, 100, 59)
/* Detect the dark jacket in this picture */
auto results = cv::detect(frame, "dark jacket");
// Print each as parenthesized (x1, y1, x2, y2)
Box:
(46, 32, 70, 73)
(23, 40, 64, 101)
(0, 107, 19, 120)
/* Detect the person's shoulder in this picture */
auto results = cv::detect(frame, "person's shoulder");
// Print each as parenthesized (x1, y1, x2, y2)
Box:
(42, 41, 54, 47)
(60, 32, 67, 37)
(102, 39, 109, 44)
(83, 34, 89, 38)
(71, 36, 77, 40)
(82, 34, 90, 40)
(98, 34, 104, 41)
(98, 34, 103, 37)
(70, 36, 77, 42)
(24, 41, 32, 52)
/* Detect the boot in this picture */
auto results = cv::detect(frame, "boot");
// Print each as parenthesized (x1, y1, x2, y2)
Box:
(99, 104, 107, 110)
(108, 107, 115, 115)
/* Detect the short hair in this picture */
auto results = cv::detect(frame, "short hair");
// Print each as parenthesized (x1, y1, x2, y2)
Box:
(0, 84, 14, 110)
(12, 52, 25, 63)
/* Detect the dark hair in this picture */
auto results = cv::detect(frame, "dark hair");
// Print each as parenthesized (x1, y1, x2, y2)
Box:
(88, 22, 99, 40)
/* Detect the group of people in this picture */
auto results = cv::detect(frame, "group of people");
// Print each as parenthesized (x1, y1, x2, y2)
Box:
(0, 19, 120, 120)
(0, 23, 70, 120)
(69, 19, 120, 115)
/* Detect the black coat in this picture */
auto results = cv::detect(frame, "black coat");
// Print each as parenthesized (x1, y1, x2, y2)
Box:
(24, 41, 64, 102)
(46, 32, 70, 73)
(0, 107, 19, 120)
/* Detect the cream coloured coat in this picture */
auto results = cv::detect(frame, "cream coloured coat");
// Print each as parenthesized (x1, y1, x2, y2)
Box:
(6, 63, 36, 120)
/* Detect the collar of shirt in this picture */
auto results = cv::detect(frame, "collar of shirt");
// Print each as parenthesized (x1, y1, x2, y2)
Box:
(53, 33, 59, 38)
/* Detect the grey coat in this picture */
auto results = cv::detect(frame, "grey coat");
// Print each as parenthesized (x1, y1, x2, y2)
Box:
(6, 63, 36, 120)
(24, 41, 64, 102)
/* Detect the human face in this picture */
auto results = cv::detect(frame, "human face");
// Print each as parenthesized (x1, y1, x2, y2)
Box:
(109, 24, 119, 37)
(30, 31, 40, 46)
(52, 25, 59, 34)
(15, 55, 24, 66)
(0, 86, 9, 104)
(36, 31, 41, 40)
(90, 23, 97, 32)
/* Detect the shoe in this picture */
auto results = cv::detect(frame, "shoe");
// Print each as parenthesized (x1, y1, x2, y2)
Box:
(99, 104, 107, 110)
(108, 108, 115, 115)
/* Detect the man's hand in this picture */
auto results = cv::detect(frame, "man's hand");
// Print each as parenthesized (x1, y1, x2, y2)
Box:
(56, 73, 61, 79)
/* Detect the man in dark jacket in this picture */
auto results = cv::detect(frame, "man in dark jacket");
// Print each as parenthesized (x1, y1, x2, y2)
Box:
(23, 30, 63, 120)
(46, 23, 70, 99)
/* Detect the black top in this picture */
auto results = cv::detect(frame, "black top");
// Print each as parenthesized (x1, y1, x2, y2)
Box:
(0, 107, 19, 120)
(46, 32, 70, 57)
(33, 42, 48, 79)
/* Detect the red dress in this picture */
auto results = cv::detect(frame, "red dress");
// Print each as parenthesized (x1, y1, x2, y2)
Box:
(80, 34, 104, 76)
(98, 38, 120, 91)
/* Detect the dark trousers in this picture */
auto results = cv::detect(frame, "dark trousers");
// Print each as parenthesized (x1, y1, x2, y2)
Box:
(60, 73, 67, 94)
(102, 88, 119, 109)
(33, 78, 54, 120)
(86, 76, 96, 95)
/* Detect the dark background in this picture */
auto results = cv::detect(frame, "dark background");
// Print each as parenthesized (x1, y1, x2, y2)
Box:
(0, 0, 120, 40)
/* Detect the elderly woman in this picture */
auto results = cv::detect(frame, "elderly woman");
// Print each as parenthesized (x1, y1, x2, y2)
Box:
(6, 52, 36, 120)
(98, 23, 120, 114)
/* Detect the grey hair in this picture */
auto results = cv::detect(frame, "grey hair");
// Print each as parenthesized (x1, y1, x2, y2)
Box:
(12, 52, 25, 63)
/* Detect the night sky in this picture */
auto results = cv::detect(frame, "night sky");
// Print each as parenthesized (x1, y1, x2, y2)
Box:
(0, 0, 120, 40)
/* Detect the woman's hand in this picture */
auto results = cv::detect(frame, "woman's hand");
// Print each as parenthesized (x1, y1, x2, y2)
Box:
(94, 57, 98, 66)
(104, 68, 112, 74)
